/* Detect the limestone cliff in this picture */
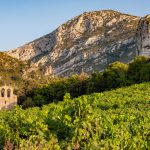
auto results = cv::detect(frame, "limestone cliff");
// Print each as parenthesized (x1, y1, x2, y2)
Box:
(137, 15, 150, 56)
(6, 10, 140, 76)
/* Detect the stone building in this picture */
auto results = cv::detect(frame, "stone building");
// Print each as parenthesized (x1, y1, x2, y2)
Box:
(0, 85, 17, 110)
(137, 15, 150, 56)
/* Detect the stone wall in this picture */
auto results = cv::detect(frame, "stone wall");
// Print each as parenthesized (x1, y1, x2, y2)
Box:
(0, 86, 17, 110)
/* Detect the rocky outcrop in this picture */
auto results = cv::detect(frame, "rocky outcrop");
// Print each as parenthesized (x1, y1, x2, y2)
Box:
(137, 15, 150, 56)
(6, 10, 140, 76)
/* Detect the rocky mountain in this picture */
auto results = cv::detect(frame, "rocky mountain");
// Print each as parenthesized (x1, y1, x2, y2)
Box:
(6, 10, 141, 76)
(137, 15, 150, 56)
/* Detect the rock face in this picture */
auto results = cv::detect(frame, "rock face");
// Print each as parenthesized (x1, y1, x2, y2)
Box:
(6, 10, 140, 76)
(137, 15, 150, 56)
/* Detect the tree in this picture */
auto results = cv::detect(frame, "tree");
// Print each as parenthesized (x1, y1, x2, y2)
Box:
(103, 61, 128, 89)
(127, 56, 150, 83)
(22, 97, 34, 108)
(86, 72, 105, 93)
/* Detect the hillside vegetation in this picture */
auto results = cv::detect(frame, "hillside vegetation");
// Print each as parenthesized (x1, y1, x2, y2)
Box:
(0, 52, 55, 96)
(21, 56, 150, 108)
(0, 52, 26, 86)
(0, 82, 150, 149)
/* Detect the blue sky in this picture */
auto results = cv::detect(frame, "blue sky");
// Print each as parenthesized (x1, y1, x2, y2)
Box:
(0, 0, 150, 51)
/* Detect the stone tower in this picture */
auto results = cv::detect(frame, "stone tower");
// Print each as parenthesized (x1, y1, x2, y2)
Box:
(137, 15, 150, 56)
(0, 85, 17, 110)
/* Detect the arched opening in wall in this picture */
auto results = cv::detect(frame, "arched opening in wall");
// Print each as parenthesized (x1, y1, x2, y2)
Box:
(1, 88, 5, 97)
(7, 89, 11, 98)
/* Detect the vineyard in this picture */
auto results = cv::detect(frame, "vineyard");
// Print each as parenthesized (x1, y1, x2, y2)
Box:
(0, 82, 149, 149)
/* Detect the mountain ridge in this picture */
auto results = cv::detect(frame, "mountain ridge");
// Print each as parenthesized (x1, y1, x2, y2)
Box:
(5, 10, 147, 76)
